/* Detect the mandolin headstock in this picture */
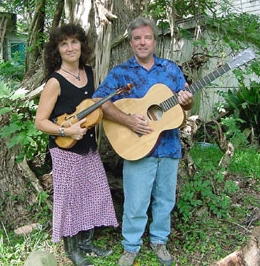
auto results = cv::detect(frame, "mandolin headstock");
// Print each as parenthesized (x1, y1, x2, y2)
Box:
(116, 83, 133, 95)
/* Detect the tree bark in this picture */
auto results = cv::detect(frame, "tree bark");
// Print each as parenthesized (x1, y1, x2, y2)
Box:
(51, 0, 65, 29)
(213, 226, 260, 266)
(0, 137, 45, 227)
(25, 0, 46, 72)
(0, 16, 7, 59)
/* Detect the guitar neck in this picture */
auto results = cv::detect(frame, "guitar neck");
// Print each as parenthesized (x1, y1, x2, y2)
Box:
(160, 63, 231, 112)
(188, 62, 231, 94)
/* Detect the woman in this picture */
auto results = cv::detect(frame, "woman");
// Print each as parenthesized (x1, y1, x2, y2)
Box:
(35, 23, 118, 266)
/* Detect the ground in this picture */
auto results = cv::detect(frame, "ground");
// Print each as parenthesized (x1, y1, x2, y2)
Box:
(35, 170, 260, 266)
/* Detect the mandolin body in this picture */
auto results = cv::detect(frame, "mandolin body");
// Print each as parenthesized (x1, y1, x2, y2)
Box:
(54, 99, 103, 149)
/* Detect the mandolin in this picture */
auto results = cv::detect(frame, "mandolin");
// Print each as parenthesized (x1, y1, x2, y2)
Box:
(54, 83, 133, 149)
(103, 48, 255, 161)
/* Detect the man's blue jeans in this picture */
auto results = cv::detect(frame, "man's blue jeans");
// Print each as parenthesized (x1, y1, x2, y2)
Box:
(121, 157, 179, 253)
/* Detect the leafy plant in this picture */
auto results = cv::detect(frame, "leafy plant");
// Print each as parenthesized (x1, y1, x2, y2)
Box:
(0, 226, 51, 266)
(177, 161, 238, 222)
(220, 115, 249, 147)
(0, 52, 25, 82)
(177, 145, 245, 223)
(229, 146, 260, 180)
(213, 58, 260, 147)
(211, 13, 260, 50)
(172, 145, 259, 264)
(0, 83, 48, 163)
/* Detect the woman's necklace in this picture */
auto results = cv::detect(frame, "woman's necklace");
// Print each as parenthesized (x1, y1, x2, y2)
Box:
(61, 67, 80, 81)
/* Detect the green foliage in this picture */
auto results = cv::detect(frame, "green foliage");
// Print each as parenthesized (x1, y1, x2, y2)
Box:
(229, 147, 260, 178)
(33, 191, 51, 224)
(177, 146, 239, 222)
(215, 62, 260, 146)
(0, 82, 48, 163)
(0, 53, 25, 82)
(173, 145, 259, 263)
(1, 0, 61, 33)
(220, 115, 249, 147)
(211, 13, 260, 49)
(146, 0, 216, 26)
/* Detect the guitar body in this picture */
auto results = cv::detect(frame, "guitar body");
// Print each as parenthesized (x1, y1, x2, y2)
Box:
(55, 99, 103, 149)
(103, 84, 185, 161)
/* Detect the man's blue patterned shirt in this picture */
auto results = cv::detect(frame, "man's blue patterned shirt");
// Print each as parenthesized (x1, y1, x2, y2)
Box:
(93, 55, 186, 159)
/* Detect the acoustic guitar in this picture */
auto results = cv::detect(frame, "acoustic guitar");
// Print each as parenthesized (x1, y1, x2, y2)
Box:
(54, 83, 133, 149)
(103, 48, 255, 161)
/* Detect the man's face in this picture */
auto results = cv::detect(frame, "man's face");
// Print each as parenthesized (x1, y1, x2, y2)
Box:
(130, 25, 156, 62)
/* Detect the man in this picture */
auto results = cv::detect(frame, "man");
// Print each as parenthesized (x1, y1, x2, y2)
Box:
(93, 17, 194, 266)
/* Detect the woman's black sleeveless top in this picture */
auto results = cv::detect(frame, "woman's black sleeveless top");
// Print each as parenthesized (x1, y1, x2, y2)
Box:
(48, 65, 97, 154)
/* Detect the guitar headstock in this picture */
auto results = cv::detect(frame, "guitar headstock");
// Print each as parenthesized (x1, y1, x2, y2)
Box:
(116, 83, 133, 95)
(228, 48, 255, 70)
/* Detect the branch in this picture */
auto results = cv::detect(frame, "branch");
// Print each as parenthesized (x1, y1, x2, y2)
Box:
(25, 83, 45, 100)
(213, 226, 260, 266)
(95, 0, 117, 24)
(18, 158, 52, 211)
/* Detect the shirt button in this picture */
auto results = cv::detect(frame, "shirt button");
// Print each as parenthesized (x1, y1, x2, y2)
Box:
(90, 134, 93, 137)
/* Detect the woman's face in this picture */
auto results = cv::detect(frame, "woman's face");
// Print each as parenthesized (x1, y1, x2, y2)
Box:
(58, 37, 81, 64)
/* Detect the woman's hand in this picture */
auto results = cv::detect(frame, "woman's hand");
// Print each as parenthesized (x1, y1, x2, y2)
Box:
(64, 118, 87, 140)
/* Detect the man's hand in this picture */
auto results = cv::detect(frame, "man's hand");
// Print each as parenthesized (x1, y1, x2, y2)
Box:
(127, 114, 153, 135)
(178, 84, 194, 110)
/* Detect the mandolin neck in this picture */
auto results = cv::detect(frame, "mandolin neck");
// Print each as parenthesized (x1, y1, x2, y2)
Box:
(76, 93, 115, 120)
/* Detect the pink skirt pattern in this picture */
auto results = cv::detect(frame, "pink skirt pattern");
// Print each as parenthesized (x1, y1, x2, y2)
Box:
(50, 148, 118, 242)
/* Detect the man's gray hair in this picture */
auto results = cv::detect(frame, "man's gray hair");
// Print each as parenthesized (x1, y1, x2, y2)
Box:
(127, 17, 159, 40)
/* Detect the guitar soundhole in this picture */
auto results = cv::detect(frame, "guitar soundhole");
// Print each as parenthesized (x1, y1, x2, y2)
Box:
(147, 104, 163, 121)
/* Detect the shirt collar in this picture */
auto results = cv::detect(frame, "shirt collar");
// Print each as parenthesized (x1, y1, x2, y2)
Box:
(127, 54, 164, 67)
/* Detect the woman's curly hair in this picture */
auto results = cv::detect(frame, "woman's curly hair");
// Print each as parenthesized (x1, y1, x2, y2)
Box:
(44, 23, 92, 80)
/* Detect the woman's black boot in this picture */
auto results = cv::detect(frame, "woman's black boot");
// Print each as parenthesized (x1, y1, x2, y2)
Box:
(78, 229, 113, 257)
(63, 234, 94, 266)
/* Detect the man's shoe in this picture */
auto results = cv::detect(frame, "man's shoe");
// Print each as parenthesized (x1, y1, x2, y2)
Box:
(118, 250, 137, 266)
(150, 243, 173, 266)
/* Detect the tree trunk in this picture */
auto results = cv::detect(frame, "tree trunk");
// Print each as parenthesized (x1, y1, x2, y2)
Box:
(0, 16, 7, 59)
(0, 134, 46, 227)
(213, 226, 260, 266)
(25, 0, 46, 72)
(51, 0, 65, 29)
